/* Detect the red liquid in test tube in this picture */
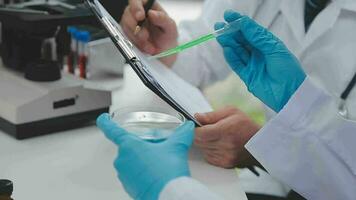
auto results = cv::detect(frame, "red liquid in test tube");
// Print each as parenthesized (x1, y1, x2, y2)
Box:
(67, 27, 78, 74)
(77, 31, 90, 79)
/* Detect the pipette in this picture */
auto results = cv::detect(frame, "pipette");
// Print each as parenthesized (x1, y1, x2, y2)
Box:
(149, 19, 242, 60)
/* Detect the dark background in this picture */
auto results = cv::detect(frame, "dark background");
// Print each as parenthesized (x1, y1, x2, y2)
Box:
(100, 0, 128, 22)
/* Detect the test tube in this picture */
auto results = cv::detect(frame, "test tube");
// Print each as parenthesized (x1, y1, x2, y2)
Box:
(77, 31, 90, 79)
(67, 27, 77, 74)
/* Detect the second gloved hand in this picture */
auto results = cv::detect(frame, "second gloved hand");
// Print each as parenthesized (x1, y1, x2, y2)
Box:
(97, 113, 195, 200)
(215, 10, 306, 112)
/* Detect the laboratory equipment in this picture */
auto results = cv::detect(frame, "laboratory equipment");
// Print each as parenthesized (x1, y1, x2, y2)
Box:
(67, 27, 78, 74)
(66, 27, 125, 78)
(111, 106, 185, 142)
(0, 0, 99, 70)
(0, 179, 13, 200)
(0, 63, 111, 139)
(149, 18, 242, 60)
(87, 37, 125, 75)
(0, 1, 112, 139)
(24, 59, 61, 82)
(77, 31, 91, 79)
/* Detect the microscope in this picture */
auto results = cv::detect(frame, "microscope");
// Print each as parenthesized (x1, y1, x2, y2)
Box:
(0, 0, 112, 139)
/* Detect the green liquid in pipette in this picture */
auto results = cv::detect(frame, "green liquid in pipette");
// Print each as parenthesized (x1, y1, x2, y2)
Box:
(150, 33, 216, 59)
(149, 19, 242, 60)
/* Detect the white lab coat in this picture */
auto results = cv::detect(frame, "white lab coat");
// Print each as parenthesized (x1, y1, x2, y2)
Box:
(159, 78, 356, 200)
(164, 0, 356, 199)
(173, 0, 356, 119)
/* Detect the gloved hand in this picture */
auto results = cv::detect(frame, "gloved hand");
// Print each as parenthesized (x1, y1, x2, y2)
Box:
(96, 113, 195, 200)
(215, 10, 306, 112)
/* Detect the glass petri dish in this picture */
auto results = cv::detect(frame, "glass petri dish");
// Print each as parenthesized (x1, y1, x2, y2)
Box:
(110, 106, 186, 142)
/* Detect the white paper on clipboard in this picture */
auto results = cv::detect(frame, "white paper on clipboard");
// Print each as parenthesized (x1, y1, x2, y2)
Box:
(86, 0, 212, 118)
(136, 50, 213, 115)
(85, 0, 246, 199)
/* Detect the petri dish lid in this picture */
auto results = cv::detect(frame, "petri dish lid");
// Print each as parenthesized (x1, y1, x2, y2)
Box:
(111, 106, 185, 141)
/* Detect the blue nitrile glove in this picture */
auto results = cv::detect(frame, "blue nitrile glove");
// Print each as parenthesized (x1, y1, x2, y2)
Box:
(215, 10, 306, 112)
(96, 113, 195, 200)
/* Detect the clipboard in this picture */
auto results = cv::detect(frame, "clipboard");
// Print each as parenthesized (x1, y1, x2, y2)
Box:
(85, 0, 205, 126)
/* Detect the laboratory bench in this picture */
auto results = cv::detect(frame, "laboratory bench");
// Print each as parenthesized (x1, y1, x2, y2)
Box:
(0, 66, 247, 200)
(0, 1, 247, 199)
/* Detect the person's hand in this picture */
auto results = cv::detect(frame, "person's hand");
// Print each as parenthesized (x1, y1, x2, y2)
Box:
(97, 113, 195, 200)
(194, 106, 261, 168)
(120, 0, 178, 67)
(215, 10, 306, 112)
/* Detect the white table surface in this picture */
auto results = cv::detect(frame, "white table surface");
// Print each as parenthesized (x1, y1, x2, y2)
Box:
(0, 66, 247, 200)
(0, 2, 247, 199)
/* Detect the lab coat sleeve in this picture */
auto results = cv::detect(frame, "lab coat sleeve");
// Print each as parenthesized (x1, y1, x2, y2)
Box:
(159, 177, 223, 200)
(171, 0, 261, 88)
(245, 77, 356, 200)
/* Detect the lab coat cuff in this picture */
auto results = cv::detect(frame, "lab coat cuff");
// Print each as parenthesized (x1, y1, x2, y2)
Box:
(245, 77, 327, 161)
(269, 77, 326, 129)
(159, 176, 222, 200)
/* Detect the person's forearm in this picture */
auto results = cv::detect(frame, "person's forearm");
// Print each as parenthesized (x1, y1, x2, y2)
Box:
(159, 177, 223, 200)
